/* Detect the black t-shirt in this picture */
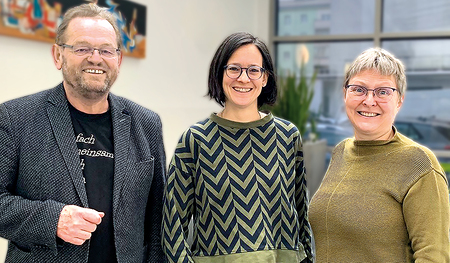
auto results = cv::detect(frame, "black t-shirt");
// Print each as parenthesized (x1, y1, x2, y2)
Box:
(69, 103, 117, 263)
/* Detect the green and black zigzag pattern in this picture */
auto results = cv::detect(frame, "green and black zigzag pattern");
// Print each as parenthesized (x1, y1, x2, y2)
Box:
(162, 115, 312, 263)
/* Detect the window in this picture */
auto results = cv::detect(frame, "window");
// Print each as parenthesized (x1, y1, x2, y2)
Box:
(276, 0, 375, 36)
(383, 0, 450, 32)
(272, 0, 450, 163)
(273, 0, 450, 124)
(320, 13, 330, 21)
(284, 15, 291, 25)
(276, 41, 372, 116)
(300, 14, 307, 23)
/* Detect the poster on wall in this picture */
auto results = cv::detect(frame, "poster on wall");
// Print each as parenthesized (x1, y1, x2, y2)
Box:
(0, 0, 147, 58)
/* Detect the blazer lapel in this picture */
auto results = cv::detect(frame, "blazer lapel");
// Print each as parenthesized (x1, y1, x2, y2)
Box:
(109, 94, 131, 211)
(47, 84, 89, 207)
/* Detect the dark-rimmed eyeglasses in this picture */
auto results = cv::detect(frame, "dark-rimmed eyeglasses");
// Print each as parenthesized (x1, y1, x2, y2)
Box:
(345, 84, 398, 102)
(58, 44, 120, 59)
(223, 64, 265, 80)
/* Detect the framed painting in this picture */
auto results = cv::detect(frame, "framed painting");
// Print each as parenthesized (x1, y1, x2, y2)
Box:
(0, 0, 147, 58)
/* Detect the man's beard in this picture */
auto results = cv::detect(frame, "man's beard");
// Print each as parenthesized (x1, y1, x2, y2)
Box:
(61, 58, 117, 100)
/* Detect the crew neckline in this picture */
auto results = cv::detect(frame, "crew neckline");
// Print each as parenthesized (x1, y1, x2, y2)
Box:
(210, 112, 273, 129)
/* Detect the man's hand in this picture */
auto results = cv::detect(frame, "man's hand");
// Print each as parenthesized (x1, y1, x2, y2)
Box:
(56, 205, 104, 245)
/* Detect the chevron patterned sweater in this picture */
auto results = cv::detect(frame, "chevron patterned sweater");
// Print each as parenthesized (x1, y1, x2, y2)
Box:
(309, 129, 450, 262)
(162, 113, 313, 263)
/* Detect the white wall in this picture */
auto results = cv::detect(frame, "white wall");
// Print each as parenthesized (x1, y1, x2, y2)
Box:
(0, 0, 270, 261)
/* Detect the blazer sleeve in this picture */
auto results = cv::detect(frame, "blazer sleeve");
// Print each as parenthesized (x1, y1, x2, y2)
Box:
(162, 129, 195, 263)
(294, 133, 314, 263)
(0, 103, 65, 253)
(145, 114, 167, 262)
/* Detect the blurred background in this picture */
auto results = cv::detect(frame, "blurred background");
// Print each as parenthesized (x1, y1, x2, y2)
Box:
(274, 0, 450, 195)
(1, 0, 450, 261)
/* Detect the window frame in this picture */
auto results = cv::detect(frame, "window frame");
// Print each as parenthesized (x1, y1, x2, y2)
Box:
(270, 0, 450, 55)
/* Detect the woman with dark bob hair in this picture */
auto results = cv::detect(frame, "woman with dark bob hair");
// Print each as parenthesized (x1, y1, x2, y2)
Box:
(162, 32, 313, 263)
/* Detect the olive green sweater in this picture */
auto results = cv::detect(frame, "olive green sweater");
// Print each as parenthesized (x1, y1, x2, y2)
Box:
(162, 113, 312, 263)
(310, 129, 449, 262)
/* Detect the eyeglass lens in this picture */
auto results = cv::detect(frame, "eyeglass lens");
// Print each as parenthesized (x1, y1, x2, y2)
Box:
(225, 65, 263, 80)
(347, 85, 396, 101)
(74, 47, 118, 58)
(62, 44, 119, 58)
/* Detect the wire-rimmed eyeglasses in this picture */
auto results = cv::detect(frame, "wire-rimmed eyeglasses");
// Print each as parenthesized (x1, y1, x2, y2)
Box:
(58, 44, 121, 59)
(345, 84, 398, 102)
(223, 64, 265, 80)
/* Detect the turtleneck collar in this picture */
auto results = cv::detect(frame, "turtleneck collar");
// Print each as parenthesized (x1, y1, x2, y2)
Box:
(346, 126, 401, 157)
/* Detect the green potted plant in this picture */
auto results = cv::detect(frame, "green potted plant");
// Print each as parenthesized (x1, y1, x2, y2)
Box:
(268, 62, 317, 139)
(265, 62, 327, 197)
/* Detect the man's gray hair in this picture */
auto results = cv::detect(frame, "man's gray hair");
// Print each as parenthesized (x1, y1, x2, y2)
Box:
(55, 3, 122, 49)
(344, 47, 406, 98)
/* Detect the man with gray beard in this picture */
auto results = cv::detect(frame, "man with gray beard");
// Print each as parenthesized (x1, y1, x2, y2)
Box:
(0, 4, 166, 263)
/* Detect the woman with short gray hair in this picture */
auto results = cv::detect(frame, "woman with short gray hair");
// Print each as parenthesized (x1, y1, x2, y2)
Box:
(309, 47, 449, 262)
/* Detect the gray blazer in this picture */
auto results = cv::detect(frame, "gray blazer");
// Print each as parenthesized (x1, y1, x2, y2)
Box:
(0, 83, 166, 262)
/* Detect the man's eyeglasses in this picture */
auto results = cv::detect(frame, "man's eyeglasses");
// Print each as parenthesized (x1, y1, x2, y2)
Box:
(58, 44, 120, 59)
(345, 84, 398, 102)
(224, 64, 265, 80)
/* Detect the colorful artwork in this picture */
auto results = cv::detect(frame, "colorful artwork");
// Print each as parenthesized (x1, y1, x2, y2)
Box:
(0, 0, 146, 58)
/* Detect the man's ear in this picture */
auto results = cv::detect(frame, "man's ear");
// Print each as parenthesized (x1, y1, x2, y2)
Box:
(117, 51, 123, 67)
(52, 44, 63, 70)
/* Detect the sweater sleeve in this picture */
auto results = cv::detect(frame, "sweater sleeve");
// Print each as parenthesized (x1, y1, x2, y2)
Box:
(162, 130, 196, 263)
(403, 169, 450, 263)
(294, 135, 313, 263)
